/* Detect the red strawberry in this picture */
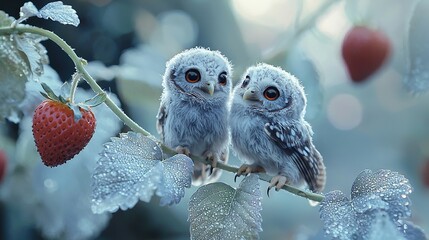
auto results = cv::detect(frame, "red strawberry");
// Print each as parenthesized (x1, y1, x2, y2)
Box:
(0, 149, 7, 183)
(32, 99, 96, 167)
(342, 26, 391, 82)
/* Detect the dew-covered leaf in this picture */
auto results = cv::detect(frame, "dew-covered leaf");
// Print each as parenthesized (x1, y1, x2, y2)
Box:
(37, 1, 80, 26)
(367, 212, 406, 240)
(157, 154, 193, 206)
(15, 34, 48, 77)
(91, 132, 193, 213)
(404, 0, 429, 92)
(0, 11, 49, 122)
(0, 10, 15, 26)
(0, 54, 27, 122)
(320, 190, 357, 240)
(351, 169, 412, 221)
(319, 169, 424, 240)
(19, 2, 39, 20)
(400, 221, 428, 240)
(188, 174, 262, 240)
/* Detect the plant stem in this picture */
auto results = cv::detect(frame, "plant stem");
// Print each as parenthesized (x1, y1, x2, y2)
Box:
(69, 73, 81, 103)
(0, 25, 325, 203)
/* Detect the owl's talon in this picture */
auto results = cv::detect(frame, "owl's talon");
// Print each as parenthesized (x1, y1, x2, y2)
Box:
(269, 175, 288, 193)
(267, 186, 272, 197)
(175, 146, 191, 156)
(234, 174, 240, 182)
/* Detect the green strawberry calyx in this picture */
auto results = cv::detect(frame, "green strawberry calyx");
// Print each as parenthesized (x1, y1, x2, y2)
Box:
(39, 82, 106, 121)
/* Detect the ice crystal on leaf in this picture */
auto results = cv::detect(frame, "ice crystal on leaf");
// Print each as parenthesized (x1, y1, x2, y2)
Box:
(91, 132, 193, 213)
(188, 174, 263, 240)
(320, 169, 427, 240)
(19, 1, 80, 26)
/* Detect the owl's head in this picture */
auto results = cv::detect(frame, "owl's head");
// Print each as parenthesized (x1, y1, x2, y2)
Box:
(232, 63, 307, 119)
(163, 47, 232, 103)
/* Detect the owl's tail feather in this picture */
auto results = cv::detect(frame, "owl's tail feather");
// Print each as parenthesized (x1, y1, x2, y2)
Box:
(314, 152, 326, 193)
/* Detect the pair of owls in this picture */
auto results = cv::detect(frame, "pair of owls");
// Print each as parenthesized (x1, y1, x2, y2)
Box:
(156, 48, 326, 193)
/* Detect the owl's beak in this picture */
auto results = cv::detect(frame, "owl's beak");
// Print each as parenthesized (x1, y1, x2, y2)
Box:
(201, 82, 215, 96)
(243, 88, 259, 101)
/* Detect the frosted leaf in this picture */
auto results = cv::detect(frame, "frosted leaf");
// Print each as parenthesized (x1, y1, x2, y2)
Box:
(91, 132, 193, 213)
(37, 1, 80, 26)
(157, 154, 193, 206)
(320, 190, 357, 240)
(0, 11, 48, 122)
(0, 55, 26, 122)
(368, 212, 405, 240)
(14, 34, 49, 76)
(189, 174, 262, 240)
(404, 0, 429, 92)
(351, 169, 412, 221)
(319, 169, 425, 240)
(400, 221, 427, 240)
(20, 2, 39, 19)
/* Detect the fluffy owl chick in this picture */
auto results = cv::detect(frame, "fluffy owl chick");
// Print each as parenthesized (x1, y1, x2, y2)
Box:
(157, 48, 232, 186)
(230, 63, 326, 194)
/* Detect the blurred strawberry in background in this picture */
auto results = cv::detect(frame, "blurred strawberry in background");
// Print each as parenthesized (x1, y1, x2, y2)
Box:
(0, 149, 7, 183)
(342, 25, 391, 83)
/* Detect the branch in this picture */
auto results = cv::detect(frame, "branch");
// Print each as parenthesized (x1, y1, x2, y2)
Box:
(0, 25, 325, 203)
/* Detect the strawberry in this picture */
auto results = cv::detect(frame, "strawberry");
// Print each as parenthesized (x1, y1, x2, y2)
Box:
(342, 26, 391, 82)
(32, 99, 96, 167)
(0, 149, 7, 183)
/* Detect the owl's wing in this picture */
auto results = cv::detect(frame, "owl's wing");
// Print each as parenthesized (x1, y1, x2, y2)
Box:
(264, 121, 325, 192)
(156, 100, 168, 141)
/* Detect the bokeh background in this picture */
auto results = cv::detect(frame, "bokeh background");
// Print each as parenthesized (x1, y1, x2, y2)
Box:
(1, 0, 429, 239)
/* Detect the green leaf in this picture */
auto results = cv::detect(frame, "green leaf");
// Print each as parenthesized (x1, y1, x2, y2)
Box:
(84, 93, 107, 107)
(40, 82, 59, 101)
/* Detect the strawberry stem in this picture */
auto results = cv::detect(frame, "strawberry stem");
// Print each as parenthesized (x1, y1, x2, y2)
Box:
(70, 73, 81, 104)
(0, 25, 325, 203)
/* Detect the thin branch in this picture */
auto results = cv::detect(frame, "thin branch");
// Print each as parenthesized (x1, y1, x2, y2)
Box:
(0, 25, 325, 203)
(69, 73, 81, 103)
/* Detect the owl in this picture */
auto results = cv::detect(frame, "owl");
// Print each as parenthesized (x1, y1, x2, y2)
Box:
(156, 48, 232, 186)
(229, 63, 326, 194)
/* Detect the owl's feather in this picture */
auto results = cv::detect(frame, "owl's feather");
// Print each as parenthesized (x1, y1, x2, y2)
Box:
(229, 63, 326, 193)
(156, 47, 232, 186)
(264, 121, 325, 192)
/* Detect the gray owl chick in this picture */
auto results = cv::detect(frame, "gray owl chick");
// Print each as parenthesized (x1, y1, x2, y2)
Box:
(157, 48, 232, 186)
(230, 63, 326, 194)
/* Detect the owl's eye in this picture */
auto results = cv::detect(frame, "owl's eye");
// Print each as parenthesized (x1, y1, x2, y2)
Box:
(263, 86, 280, 101)
(241, 76, 250, 88)
(185, 69, 201, 83)
(218, 72, 228, 86)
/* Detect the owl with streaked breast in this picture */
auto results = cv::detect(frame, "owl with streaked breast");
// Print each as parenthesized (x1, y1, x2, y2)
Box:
(230, 63, 326, 194)
(156, 47, 232, 186)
